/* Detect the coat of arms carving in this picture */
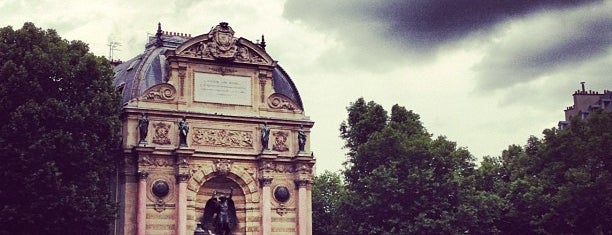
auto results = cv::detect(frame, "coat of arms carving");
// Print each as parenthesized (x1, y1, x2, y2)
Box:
(272, 131, 289, 152)
(205, 22, 237, 60)
(152, 122, 172, 145)
(178, 22, 271, 65)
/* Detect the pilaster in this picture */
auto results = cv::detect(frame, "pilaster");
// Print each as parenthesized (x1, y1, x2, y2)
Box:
(173, 148, 194, 235)
(133, 146, 155, 235)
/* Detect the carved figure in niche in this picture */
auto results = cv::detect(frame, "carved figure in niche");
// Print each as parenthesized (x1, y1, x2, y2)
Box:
(261, 123, 270, 150)
(178, 117, 189, 147)
(138, 113, 149, 144)
(202, 188, 237, 235)
(298, 125, 307, 152)
(273, 131, 289, 152)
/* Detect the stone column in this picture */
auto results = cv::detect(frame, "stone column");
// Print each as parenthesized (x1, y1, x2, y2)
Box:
(137, 171, 148, 235)
(259, 177, 273, 235)
(176, 173, 189, 235)
(295, 179, 311, 235)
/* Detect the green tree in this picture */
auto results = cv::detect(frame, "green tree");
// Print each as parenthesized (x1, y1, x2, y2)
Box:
(491, 111, 611, 234)
(337, 98, 501, 234)
(0, 23, 120, 234)
(312, 171, 347, 235)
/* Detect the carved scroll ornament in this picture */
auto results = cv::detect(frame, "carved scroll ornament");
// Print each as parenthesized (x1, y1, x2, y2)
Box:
(142, 83, 177, 102)
(268, 93, 301, 112)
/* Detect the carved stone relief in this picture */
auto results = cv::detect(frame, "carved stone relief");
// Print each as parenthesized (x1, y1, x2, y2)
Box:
(138, 155, 173, 168)
(192, 127, 253, 148)
(152, 122, 172, 145)
(267, 93, 300, 111)
(214, 159, 232, 176)
(178, 22, 269, 65)
(272, 131, 289, 152)
(234, 46, 267, 64)
(257, 162, 309, 174)
(143, 83, 176, 102)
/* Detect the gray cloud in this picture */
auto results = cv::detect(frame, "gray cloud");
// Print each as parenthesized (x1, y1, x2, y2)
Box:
(283, 0, 599, 54)
(284, 0, 611, 90)
(473, 4, 612, 91)
(375, 0, 599, 46)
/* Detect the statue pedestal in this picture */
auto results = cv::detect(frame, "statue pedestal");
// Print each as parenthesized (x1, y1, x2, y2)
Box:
(258, 149, 278, 160)
(296, 150, 311, 158)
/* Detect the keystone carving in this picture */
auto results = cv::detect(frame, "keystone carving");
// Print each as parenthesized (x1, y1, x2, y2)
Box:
(214, 159, 232, 176)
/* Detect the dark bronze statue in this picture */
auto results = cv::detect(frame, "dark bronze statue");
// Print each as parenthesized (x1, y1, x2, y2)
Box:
(178, 117, 189, 147)
(138, 113, 149, 144)
(261, 123, 270, 150)
(298, 125, 306, 152)
(202, 188, 237, 235)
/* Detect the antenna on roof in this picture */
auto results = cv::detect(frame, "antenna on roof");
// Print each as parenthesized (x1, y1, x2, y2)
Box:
(107, 41, 121, 61)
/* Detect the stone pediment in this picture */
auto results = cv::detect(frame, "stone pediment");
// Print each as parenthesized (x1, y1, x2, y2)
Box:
(174, 22, 274, 66)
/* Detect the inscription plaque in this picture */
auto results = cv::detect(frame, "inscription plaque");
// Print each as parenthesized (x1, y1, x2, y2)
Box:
(194, 72, 252, 105)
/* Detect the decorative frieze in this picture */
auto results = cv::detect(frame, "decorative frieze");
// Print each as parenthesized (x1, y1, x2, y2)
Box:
(258, 161, 306, 174)
(138, 155, 173, 167)
(192, 127, 253, 148)
(294, 163, 312, 175)
(294, 179, 311, 188)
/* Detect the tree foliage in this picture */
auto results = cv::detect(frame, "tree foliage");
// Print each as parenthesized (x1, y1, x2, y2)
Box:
(484, 111, 612, 234)
(312, 171, 347, 235)
(316, 99, 611, 234)
(335, 98, 501, 234)
(0, 23, 120, 234)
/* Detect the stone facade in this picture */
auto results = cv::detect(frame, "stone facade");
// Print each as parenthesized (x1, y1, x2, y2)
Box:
(113, 22, 315, 235)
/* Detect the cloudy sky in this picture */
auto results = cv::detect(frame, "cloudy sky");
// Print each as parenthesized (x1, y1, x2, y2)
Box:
(3, 0, 610, 173)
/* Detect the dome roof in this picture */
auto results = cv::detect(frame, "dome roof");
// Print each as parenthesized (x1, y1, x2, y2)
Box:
(113, 26, 303, 110)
